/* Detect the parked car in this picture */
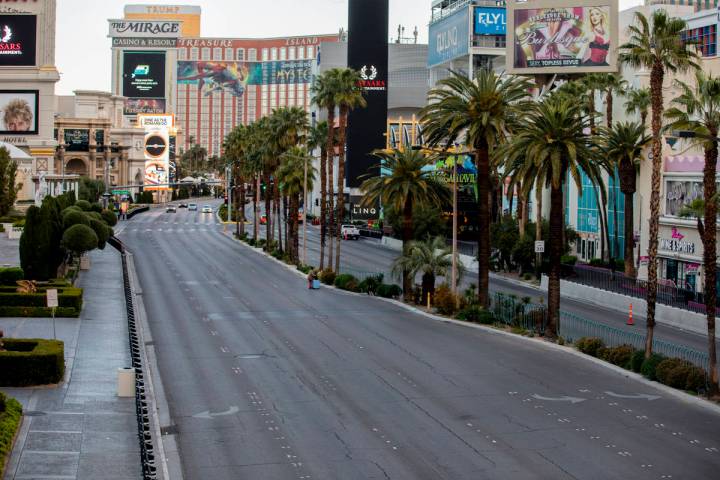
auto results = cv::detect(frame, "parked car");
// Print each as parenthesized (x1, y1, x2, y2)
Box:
(341, 224, 360, 240)
(166, 205, 176, 213)
(188, 203, 198, 211)
(178, 203, 188, 208)
(201, 205, 213, 213)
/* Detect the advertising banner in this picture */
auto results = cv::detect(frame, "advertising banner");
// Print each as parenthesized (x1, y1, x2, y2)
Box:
(177, 60, 313, 97)
(64, 129, 89, 152)
(507, 0, 618, 74)
(0, 15, 37, 67)
(138, 114, 174, 191)
(108, 19, 181, 38)
(123, 51, 166, 99)
(0, 90, 38, 134)
(428, 6, 470, 67)
(474, 7, 506, 35)
(124, 98, 166, 115)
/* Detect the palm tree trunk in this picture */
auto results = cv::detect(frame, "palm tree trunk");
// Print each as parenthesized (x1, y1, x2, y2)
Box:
(623, 190, 636, 277)
(320, 146, 327, 270)
(264, 172, 272, 249)
(606, 89, 613, 128)
(239, 175, 246, 237)
(702, 138, 719, 395)
(476, 142, 491, 308)
(254, 174, 259, 242)
(335, 106, 349, 273)
(293, 194, 300, 263)
(276, 188, 283, 253)
(518, 188, 526, 238)
(327, 105, 336, 271)
(645, 63, 665, 358)
(535, 185, 543, 275)
(613, 178, 620, 262)
(547, 183, 564, 338)
(402, 197, 414, 301)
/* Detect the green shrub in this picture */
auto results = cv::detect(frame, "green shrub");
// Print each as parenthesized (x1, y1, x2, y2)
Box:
(88, 218, 110, 250)
(640, 354, 666, 381)
(75, 200, 92, 211)
(0, 267, 23, 285)
(630, 350, 645, 373)
(319, 269, 336, 285)
(654, 358, 706, 391)
(0, 288, 82, 311)
(589, 258, 605, 267)
(334, 273, 359, 292)
(601, 345, 634, 368)
(561, 255, 578, 265)
(522, 273, 534, 281)
(297, 264, 313, 274)
(433, 284, 459, 315)
(377, 283, 402, 298)
(0, 339, 65, 386)
(685, 365, 707, 392)
(90, 202, 103, 213)
(62, 210, 90, 230)
(0, 392, 22, 478)
(357, 274, 384, 295)
(456, 305, 494, 324)
(85, 211, 103, 222)
(100, 209, 118, 227)
(0, 306, 79, 318)
(62, 224, 98, 256)
(575, 337, 605, 357)
(61, 205, 82, 216)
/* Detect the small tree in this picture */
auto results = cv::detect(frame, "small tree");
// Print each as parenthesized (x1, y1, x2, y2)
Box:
(62, 224, 98, 259)
(88, 218, 110, 250)
(63, 210, 90, 230)
(19, 206, 44, 279)
(0, 147, 20, 216)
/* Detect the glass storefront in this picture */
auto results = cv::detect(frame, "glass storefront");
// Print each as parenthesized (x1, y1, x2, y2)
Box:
(659, 257, 700, 292)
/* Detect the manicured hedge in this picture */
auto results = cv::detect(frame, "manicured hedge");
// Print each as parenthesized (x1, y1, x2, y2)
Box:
(0, 339, 65, 386)
(0, 288, 83, 311)
(0, 392, 22, 479)
(0, 306, 78, 318)
(334, 274, 359, 292)
(0, 267, 23, 285)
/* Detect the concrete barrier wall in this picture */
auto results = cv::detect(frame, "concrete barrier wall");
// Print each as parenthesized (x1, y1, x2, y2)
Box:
(380, 237, 479, 272)
(541, 275, 708, 335)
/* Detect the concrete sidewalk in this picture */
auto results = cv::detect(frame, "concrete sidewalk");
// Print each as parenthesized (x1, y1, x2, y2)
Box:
(1, 248, 141, 480)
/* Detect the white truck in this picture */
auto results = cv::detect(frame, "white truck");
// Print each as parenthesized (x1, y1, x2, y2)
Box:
(341, 224, 360, 240)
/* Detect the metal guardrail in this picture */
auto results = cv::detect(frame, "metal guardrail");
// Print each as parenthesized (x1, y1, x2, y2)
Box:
(562, 263, 717, 315)
(109, 236, 158, 479)
(491, 292, 710, 372)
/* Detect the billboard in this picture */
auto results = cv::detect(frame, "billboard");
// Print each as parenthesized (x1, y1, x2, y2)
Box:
(108, 19, 181, 38)
(64, 129, 90, 152)
(125, 98, 166, 115)
(138, 114, 174, 191)
(347, 0, 388, 188)
(0, 90, 38, 134)
(506, 0, 618, 74)
(123, 51, 166, 99)
(474, 7, 506, 35)
(0, 15, 37, 66)
(428, 6, 470, 67)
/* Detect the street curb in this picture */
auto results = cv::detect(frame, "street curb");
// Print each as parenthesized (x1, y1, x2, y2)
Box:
(126, 252, 182, 480)
(221, 231, 720, 416)
(490, 271, 542, 290)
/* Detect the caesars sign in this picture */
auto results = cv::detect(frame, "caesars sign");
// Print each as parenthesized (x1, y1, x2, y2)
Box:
(138, 114, 173, 191)
(506, 0, 618, 74)
(0, 15, 37, 67)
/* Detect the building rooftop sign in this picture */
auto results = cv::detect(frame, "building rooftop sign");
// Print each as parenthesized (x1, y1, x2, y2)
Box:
(108, 19, 182, 38)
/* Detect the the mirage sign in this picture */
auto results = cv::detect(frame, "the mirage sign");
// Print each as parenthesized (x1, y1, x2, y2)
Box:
(108, 19, 181, 38)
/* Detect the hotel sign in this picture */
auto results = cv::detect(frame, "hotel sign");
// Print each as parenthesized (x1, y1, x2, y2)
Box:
(108, 19, 181, 38)
(112, 38, 177, 48)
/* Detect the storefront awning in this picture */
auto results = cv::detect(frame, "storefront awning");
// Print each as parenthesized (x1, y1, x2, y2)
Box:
(664, 155, 716, 173)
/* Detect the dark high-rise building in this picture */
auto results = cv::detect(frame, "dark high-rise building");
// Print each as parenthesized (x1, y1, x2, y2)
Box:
(346, 0, 389, 188)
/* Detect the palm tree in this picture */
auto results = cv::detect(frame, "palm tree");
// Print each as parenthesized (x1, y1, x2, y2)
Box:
(392, 235, 465, 304)
(501, 95, 603, 337)
(624, 87, 651, 130)
(307, 121, 329, 270)
(619, 9, 699, 357)
(602, 121, 651, 278)
(326, 68, 367, 273)
(420, 69, 531, 308)
(360, 148, 450, 300)
(223, 125, 248, 237)
(665, 71, 720, 395)
(242, 124, 264, 243)
(277, 146, 316, 262)
(599, 72, 628, 128)
(311, 72, 338, 270)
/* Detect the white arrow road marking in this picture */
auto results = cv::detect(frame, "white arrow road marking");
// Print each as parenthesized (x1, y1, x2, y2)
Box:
(532, 394, 586, 404)
(604, 391, 661, 401)
(192, 406, 240, 419)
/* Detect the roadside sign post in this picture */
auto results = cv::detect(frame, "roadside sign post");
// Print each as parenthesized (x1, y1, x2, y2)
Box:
(534, 241, 545, 254)
(46, 289, 58, 339)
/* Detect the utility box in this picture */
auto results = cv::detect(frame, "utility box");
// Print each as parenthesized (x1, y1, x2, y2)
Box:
(117, 367, 135, 397)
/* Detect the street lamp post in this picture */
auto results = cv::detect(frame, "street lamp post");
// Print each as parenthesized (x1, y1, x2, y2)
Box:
(451, 144, 458, 300)
(102, 145, 111, 209)
(303, 154, 308, 266)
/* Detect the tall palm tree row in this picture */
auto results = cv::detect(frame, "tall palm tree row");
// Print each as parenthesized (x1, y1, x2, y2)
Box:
(619, 9, 699, 357)
(307, 121, 329, 270)
(222, 125, 247, 237)
(500, 95, 604, 337)
(602, 122, 651, 278)
(420, 69, 531, 308)
(665, 71, 720, 395)
(360, 148, 450, 300)
(277, 146, 316, 262)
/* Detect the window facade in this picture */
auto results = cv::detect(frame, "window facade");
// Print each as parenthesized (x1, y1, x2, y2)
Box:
(682, 24, 717, 57)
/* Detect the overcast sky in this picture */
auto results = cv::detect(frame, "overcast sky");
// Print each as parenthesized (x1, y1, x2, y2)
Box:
(55, 0, 644, 95)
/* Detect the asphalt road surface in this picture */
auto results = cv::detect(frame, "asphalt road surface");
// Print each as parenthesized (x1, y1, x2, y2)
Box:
(120, 204, 720, 479)
(241, 201, 719, 362)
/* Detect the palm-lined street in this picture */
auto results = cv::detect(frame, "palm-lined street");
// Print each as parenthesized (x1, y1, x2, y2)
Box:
(118, 207, 720, 479)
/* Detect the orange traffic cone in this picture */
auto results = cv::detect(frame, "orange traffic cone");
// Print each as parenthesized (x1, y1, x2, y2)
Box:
(627, 304, 634, 326)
